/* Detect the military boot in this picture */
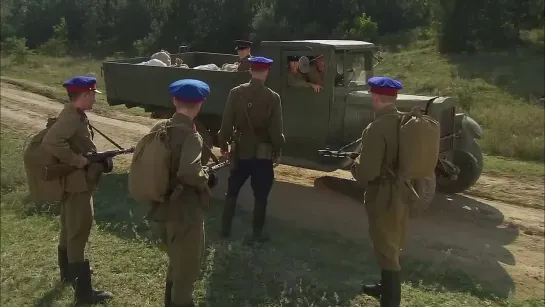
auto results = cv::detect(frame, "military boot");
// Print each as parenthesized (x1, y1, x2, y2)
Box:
(379, 270, 401, 307)
(361, 281, 382, 299)
(169, 301, 195, 307)
(58, 246, 70, 283)
(221, 196, 237, 238)
(71, 260, 113, 304)
(164, 281, 173, 307)
(244, 204, 270, 245)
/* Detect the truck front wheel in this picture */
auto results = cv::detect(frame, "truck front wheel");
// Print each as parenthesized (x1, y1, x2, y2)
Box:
(436, 149, 482, 194)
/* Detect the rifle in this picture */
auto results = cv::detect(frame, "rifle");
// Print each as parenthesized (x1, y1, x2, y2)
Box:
(203, 160, 231, 188)
(317, 149, 360, 160)
(44, 147, 135, 180)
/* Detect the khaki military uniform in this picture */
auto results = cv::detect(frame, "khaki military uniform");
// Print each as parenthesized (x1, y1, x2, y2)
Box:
(41, 103, 103, 263)
(236, 54, 252, 71)
(287, 70, 312, 88)
(147, 113, 209, 306)
(353, 105, 411, 272)
(218, 78, 285, 240)
(306, 65, 324, 86)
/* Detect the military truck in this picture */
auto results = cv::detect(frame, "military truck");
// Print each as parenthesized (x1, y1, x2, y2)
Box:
(102, 40, 484, 208)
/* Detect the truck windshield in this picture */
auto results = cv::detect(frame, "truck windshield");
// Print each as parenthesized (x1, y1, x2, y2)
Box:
(334, 51, 367, 86)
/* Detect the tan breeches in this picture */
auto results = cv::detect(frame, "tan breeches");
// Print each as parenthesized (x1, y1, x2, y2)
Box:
(58, 192, 94, 263)
(158, 219, 205, 305)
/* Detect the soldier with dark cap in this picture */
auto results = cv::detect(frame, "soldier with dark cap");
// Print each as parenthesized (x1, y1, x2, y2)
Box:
(234, 40, 253, 71)
(352, 76, 409, 307)
(40, 76, 113, 304)
(287, 55, 322, 92)
(218, 56, 285, 244)
(146, 79, 211, 307)
(306, 54, 325, 86)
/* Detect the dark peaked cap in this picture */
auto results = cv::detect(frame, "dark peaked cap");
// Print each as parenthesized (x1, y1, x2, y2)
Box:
(234, 40, 253, 50)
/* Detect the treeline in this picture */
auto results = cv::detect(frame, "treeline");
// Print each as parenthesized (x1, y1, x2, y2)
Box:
(1, 0, 544, 57)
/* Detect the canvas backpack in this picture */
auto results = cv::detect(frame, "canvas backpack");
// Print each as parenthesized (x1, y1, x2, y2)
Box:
(396, 107, 441, 181)
(128, 120, 176, 204)
(128, 120, 215, 204)
(23, 117, 65, 202)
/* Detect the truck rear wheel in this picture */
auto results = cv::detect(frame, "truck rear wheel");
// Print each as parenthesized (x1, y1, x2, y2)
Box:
(436, 149, 481, 194)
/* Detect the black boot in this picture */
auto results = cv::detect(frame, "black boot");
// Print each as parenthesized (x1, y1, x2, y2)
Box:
(169, 301, 195, 307)
(71, 260, 113, 304)
(245, 204, 270, 244)
(58, 247, 70, 283)
(379, 270, 401, 307)
(221, 197, 237, 238)
(361, 281, 381, 299)
(164, 281, 173, 307)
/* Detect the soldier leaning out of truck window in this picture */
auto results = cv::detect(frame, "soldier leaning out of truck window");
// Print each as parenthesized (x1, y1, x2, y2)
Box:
(286, 56, 322, 93)
(306, 55, 325, 87)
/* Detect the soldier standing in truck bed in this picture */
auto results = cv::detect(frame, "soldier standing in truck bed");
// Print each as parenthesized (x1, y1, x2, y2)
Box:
(218, 56, 285, 244)
(40, 76, 113, 304)
(351, 76, 409, 307)
(234, 40, 253, 71)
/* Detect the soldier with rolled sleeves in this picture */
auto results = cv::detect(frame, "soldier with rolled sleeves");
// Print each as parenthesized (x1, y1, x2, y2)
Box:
(41, 76, 112, 304)
(352, 76, 409, 307)
(146, 79, 211, 307)
(306, 54, 325, 86)
(286, 55, 322, 93)
(234, 40, 253, 71)
(218, 56, 285, 244)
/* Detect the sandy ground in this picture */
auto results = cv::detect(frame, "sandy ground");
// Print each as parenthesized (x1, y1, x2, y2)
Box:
(1, 83, 543, 300)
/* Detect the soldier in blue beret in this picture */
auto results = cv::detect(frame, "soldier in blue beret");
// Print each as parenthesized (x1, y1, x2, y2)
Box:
(38, 75, 113, 303)
(353, 75, 406, 307)
(145, 79, 211, 307)
(218, 55, 285, 245)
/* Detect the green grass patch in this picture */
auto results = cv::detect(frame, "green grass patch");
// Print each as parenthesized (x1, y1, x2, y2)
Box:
(484, 155, 545, 179)
(1, 118, 543, 306)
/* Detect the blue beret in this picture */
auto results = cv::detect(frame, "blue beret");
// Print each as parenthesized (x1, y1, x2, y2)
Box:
(248, 56, 273, 64)
(63, 76, 101, 93)
(168, 79, 210, 103)
(367, 76, 403, 90)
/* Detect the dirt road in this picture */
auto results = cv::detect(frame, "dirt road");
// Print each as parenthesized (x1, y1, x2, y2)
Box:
(1, 83, 543, 299)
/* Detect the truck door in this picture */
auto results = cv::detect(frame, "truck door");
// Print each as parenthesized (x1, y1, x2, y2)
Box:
(280, 50, 332, 159)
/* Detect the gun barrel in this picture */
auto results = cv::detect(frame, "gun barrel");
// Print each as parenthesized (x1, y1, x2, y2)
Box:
(317, 150, 359, 159)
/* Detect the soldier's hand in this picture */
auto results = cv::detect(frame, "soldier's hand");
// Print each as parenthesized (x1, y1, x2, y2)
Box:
(76, 156, 90, 169)
(311, 84, 322, 93)
(272, 156, 280, 168)
(220, 149, 231, 160)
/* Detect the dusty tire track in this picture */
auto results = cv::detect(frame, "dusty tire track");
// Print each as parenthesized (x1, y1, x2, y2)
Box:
(1, 82, 543, 299)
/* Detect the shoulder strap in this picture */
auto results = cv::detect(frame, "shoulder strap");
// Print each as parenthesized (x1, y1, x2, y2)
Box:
(242, 87, 272, 141)
(165, 120, 220, 164)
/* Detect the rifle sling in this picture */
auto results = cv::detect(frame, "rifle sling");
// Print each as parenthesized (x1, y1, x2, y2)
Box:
(88, 123, 124, 150)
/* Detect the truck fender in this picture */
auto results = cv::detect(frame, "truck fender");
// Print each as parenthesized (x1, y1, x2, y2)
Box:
(456, 113, 483, 140)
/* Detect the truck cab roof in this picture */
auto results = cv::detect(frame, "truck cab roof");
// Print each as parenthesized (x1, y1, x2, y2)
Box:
(261, 40, 376, 51)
